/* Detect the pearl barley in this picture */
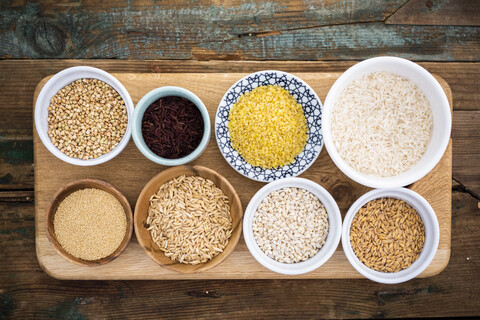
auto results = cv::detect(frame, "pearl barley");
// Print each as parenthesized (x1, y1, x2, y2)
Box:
(253, 187, 329, 264)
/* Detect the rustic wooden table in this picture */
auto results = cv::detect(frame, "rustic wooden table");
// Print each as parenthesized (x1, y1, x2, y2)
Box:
(1, 1, 479, 319)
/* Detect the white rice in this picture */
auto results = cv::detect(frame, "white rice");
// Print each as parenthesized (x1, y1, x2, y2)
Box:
(331, 71, 433, 177)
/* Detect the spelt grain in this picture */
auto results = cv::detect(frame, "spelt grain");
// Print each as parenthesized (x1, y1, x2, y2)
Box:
(350, 198, 425, 273)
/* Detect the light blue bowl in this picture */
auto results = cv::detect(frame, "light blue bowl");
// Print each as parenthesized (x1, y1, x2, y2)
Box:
(132, 86, 211, 166)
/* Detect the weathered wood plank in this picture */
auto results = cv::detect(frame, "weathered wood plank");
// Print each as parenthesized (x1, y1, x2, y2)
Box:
(192, 23, 480, 61)
(0, 139, 33, 191)
(386, 0, 480, 26)
(453, 110, 480, 198)
(0, 1, 479, 61)
(0, 190, 478, 318)
(0, 0, 405, 59)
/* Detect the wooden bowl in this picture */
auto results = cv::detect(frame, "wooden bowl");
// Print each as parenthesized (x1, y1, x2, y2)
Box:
(134, 165, 243, 273)
(46, 179, 133, 267)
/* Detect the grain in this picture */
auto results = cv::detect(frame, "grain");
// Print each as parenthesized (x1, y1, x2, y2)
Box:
(349, 198, 425, 272)
(331, 71, 433, 177)
(228, 85, 308, 169)
(146, 175, 232, 265)
(54, 188, 127, 261)
(47, 78, 128, 160)
(252, 187, 329, 263)
(142, 96, 204, 159)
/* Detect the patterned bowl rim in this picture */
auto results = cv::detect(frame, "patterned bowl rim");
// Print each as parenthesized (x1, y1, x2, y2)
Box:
(214, 70, 324, 182)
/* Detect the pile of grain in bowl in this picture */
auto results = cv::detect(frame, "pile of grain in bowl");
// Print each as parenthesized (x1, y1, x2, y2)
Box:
(142, 96, 204, 159)
(228, 85, 308, 169)
(47, 78, 128, 160)
(349, 198, 425, 273)
(331, 71, 433, 177)
(54, 188, 127, 261)
(146, 175, 233, 265)
(252, 187, 329, 263)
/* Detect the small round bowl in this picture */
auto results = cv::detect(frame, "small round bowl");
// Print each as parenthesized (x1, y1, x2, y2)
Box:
(46, 179, 133, 267)
(342, 188, 439, 284)
(134, 165, 243, 273)
(243, 177, 342, 275)
(35, 66, 134, 166)
(132, 87, 211, 166)
(323, 57, 451, 188)
(215, 70, 323, 182)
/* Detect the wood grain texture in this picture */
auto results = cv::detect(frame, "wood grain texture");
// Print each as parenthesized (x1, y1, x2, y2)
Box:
(452, 110, 480, 197)
(0, 1, 479, 61)
(386, 0, 480, 26)
(134, 165, 243, 274)
(34, 72, 452, 280)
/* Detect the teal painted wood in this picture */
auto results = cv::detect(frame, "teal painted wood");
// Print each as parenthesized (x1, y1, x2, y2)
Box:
(0, 1, 478, 60)
(194, 23, 479, 61)
(0, 139, 33, 190)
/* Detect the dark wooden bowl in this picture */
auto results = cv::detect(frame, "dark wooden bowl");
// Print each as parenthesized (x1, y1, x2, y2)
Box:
(46, 179, 133, 267)
(134, 165, 243, 273)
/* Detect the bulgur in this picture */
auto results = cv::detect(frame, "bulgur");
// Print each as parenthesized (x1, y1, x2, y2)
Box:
(227, 85, 308, 169)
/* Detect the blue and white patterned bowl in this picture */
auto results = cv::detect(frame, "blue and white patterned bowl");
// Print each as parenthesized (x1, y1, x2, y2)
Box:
(215, 70, 323, 182)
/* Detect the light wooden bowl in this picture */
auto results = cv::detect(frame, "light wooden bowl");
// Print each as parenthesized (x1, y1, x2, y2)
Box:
(46, 179, 133, 267)
(134, 165, 243, 273)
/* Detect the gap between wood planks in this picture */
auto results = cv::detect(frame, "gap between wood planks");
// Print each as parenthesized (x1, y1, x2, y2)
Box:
(453, 178, 480, 202)
(0, 190, 34, 203)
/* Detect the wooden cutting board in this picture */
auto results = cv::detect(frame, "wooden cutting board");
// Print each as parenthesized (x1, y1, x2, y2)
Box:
(34, 72, 452, 280)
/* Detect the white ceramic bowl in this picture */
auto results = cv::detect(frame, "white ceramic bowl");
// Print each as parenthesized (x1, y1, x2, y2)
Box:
(132, 86, 211, 166)
(323, 57, 451, 188)
(342, 188, 439, 284)
(243, 177, 342, 275)
(34, 66, 134, 166)
(215, 70, 323, 182)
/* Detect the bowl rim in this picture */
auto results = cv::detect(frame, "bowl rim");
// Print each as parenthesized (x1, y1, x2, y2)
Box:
(45, 179, 133, 267)
(214, 69, 324, 183)
(341, 188, 440, 284)
(243, 177, 342, 275)
(34, 66, 134, 166)
(134, 165, 243, 273)
(322, 56, 452, 188)
(132, 86, 211, 166)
